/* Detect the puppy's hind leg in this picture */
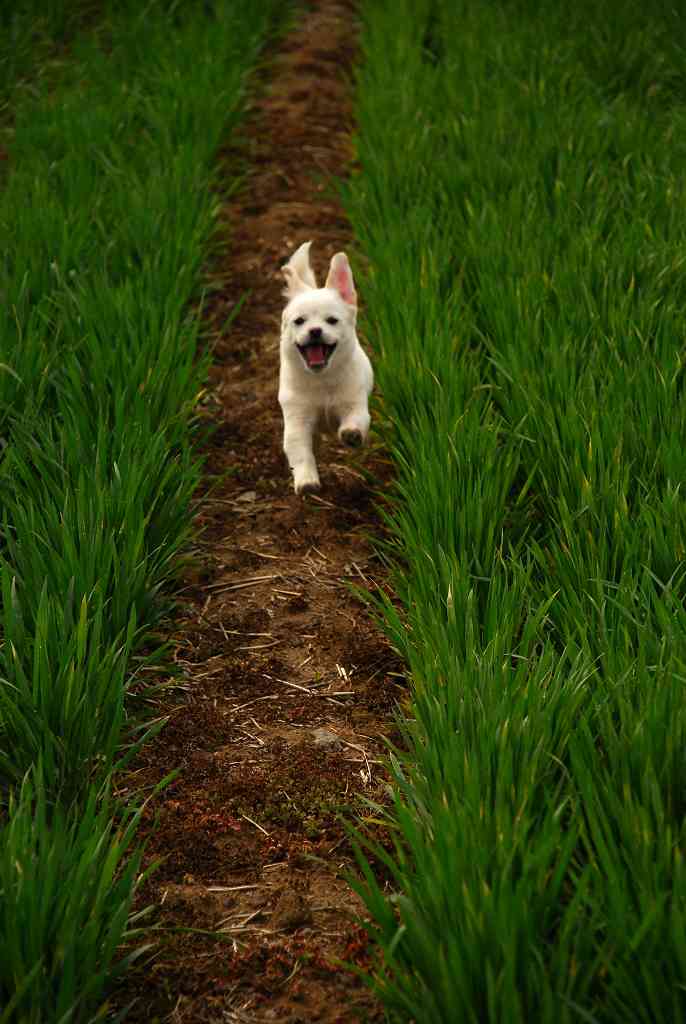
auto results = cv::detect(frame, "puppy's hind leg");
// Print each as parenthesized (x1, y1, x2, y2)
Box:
(282, 407, 320, 494)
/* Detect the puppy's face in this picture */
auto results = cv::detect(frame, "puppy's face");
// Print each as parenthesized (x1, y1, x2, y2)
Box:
(280, 241, 357, 375)
(282, 288, 355, 373)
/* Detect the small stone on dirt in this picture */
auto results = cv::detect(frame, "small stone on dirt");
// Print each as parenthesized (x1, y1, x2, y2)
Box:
(312, 727, 343, 750)
(271, 887, 313, 932)
(161, 883, 233, 929)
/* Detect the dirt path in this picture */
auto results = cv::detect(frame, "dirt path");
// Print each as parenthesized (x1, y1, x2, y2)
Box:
(113, 3, 400, 1021)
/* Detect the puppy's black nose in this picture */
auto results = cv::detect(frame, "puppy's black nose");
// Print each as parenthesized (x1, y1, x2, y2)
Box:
(308, 326, 323, 341)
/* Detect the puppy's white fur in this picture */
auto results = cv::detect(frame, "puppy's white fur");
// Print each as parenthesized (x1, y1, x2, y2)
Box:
(278, 241, 373, 495)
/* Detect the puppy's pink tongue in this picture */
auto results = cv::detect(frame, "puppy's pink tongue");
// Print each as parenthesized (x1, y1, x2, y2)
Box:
(306, 345, 326, 366)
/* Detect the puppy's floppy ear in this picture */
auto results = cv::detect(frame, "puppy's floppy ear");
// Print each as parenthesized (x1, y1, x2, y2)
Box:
(281, 240, 317, 298)
(325, 252, 357, 308)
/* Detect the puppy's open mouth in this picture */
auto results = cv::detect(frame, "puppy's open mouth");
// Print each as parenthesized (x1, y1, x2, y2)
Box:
(297, 341, 337, 371)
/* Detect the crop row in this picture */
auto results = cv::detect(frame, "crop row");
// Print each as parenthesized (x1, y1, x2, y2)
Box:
(347, 0, 686, 1020)
(0, 2, 277, 1020)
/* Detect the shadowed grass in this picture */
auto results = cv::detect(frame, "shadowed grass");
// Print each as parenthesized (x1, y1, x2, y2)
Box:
(0, 770, 155, 1024)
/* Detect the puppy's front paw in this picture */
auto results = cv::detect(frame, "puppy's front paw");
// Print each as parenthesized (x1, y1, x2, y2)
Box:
(340, 428, 363, 449)
(294, 471, 321, 496)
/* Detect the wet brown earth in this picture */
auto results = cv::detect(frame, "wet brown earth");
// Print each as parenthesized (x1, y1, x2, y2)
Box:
(111, 3, 402, 1021)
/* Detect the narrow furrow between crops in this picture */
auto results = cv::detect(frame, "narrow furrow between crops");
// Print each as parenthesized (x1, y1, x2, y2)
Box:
(112, 3, 398, 1021)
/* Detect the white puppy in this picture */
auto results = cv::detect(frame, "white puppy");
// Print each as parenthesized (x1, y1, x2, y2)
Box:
(278, 241, 373, 495)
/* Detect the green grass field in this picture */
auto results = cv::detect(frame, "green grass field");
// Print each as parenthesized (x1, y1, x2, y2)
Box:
(0, 2, 276, 1019)
(346, 0, 686, 1019)
(4, 0, 686, 1019)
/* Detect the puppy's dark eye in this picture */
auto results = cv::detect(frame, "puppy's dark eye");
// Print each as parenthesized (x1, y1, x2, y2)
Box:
(325, 316, 339, 325)
(294, 316, 306, 326)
